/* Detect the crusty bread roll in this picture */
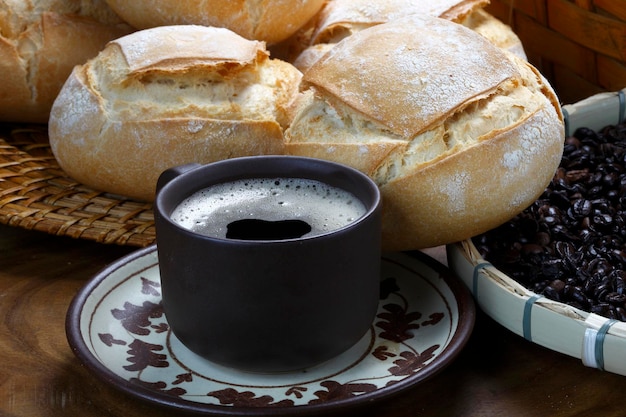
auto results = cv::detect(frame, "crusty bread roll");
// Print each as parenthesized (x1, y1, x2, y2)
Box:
(460, 8, 527, 60)
(0, 0, 133, 123)
(284, 16, 564, 251)
(283, 0, 526, 73)
(103, 0, 325, 45)
(49, 25, 302, 201)
(310, 0, 488, 45)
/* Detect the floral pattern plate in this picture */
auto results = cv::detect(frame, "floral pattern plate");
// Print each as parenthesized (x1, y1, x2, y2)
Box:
(66, 246, 475, 415)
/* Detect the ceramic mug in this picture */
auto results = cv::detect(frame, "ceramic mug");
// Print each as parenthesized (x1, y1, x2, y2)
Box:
(154, 156, 382, 373)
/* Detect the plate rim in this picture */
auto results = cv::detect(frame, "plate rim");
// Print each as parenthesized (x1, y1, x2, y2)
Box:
(66, 246, 475, 415)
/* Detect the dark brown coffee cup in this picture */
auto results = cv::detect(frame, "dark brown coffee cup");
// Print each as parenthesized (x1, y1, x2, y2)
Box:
(154, 156, 381, 373)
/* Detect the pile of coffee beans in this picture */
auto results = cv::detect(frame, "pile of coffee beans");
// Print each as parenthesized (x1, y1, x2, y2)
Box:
(473, 121, 626, 321)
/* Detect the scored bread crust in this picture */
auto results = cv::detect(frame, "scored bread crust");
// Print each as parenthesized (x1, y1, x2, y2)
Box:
(49, 25, 302, 202)
(461, 8, 527, 59)
(285, 16, 564, 250)
(310, 0, 488, 45)
(0, 0, 133, 123)
(286, 0, 526, 73)
(104, 0, 325, 45)
(379, 104, 563, 250)
(303, 21, 521, 138)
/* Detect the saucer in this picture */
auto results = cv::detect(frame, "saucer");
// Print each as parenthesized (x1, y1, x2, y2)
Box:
(66, 246, 475, 415)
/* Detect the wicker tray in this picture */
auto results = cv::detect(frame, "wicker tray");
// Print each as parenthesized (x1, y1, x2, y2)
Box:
(0, 124, 155, 247)
(447, 88, 626, 376)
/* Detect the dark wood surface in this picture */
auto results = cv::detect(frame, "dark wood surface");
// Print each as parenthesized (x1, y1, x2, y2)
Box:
(2, 223, 626, 417)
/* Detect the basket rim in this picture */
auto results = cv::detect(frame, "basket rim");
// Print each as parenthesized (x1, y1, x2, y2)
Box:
(448, 240, 626, 375)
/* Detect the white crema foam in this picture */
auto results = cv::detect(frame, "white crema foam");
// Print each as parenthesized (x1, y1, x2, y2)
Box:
(171, 178, 367, 239)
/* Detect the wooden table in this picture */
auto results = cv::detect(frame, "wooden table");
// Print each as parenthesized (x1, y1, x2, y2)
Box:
(2, 223, 625, 417)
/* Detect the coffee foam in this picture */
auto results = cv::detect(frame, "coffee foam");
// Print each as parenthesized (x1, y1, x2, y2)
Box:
(171, 177, 367, 239)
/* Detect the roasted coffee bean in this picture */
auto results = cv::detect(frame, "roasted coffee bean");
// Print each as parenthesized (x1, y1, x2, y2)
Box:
(569, 199, 592, 218)
(564, 285, 590, 308)
(474, 121, 626, 322)
(589, 257, 613, 276)
(566, 170, 589, 183)
(542, 285, 561, 301)
(542, 259, 563, 278)
(605, 292, 626, 305)
(522, 243, 544, 256)
(549, 190, 571, 208)
(554, 241, 576, 258)
(596, 284, 610, 302)
(535, 231, 551, 246)
(583, 275, 602, 295)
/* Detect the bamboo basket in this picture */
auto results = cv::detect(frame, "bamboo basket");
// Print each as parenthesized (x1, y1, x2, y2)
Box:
(448, 88, 626, 376)
(486, 0, 626, 105)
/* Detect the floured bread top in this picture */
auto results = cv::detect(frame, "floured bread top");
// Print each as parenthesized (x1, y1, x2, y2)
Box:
(54, 25, 302, 136)
(286, 16, 562, 186)
(112, 25, 266, 73)
(310, 0, 488, 44)
(460, 8, 528, 58)
(0, 0, 125, 38)
(104, 0, 325, 45)
(304, 15, 520, 138)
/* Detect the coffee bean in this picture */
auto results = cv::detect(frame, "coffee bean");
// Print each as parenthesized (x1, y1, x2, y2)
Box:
(474, 121, 626, 321)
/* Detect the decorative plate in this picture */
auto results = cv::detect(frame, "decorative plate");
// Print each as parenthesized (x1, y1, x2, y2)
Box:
(66, 247, 475, 415)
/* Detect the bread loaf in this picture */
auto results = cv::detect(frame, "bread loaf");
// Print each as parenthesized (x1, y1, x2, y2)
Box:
(460, 8, 527, 59)
(284, 16, 564, 250)
(309, 0, 487, 45)
(48, 25, 302, 201)
(103, 0, 325, 45)
(283, 0, 526, 73)
(0, 0, 133, 123)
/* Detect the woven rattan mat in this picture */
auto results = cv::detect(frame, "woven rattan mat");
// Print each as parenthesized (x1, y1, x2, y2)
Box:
(0, 124, 155, 247)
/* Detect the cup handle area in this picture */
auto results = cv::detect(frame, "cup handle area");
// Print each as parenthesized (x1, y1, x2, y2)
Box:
(156, 163, 201, 193)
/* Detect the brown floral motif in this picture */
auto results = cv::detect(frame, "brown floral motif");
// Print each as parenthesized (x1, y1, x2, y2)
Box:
(140, 276, 161, 296)
(129, 378, 187, 398)
(372, 345, 396, 361)
(373, 276, 446, 376)
(376, 303, 422, 343)
(285, 386, 307, 399)
(111, 300, 163, 336)
(123, 339, 168, 371)
(207, 388, 294, 407)
(173, 372, 193, 385)
(98, 333, 126, 347)
(376, 277, 445, 343)
(387, 346, 440, 377)
(422, 312, 444, 326)
(151, 322, 169, 333)
(310, 381, 377, 404)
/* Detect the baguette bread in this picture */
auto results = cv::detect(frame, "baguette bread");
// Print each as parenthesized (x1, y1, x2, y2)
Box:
(48, 25, 302, 201)
(284, 16, 564, 250)
(0, 0, 133, 123)
(103, 0, 325, 45)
